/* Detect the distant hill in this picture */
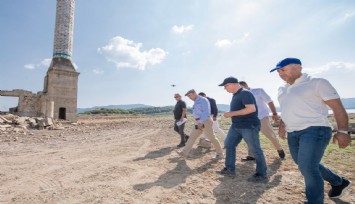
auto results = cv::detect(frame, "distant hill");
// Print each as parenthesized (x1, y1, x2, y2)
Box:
(217, 104, 230, 112)
(341, 98, 355, 109)
(77, 104, 153, 113)
(77, 98, 355, 114)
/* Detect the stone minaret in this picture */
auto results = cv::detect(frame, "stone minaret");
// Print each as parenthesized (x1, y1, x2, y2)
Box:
(43, 0, 79, 121)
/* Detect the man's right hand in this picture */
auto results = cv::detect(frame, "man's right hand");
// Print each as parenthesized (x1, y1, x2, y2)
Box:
(333, 132, 352, 148)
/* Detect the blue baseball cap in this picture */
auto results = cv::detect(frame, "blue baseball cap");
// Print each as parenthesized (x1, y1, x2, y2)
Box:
(270, 58, 302, 72)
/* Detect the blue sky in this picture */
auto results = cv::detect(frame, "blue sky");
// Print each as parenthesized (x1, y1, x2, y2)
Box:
(1, 0, 355, 110)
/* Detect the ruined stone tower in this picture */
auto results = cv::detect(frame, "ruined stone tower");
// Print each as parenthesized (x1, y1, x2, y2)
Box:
(43, 0, 79, 121)
(0, 0, 79, 121)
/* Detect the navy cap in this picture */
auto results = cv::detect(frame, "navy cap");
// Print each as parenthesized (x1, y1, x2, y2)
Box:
(218, 77, 238, 86)
(270, 58, 302, 72)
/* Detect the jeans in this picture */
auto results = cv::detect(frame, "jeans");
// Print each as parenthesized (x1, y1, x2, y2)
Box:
(287, 126, 342, 204)
(174, 120, 186, 144)
(224, 123, 267, 177)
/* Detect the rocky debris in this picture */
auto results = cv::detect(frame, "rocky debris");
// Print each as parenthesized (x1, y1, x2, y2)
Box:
(0, 114, 65, 135)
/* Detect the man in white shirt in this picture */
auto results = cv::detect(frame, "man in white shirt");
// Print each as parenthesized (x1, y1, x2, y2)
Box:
(271, 57, 352, 203)
(239, 81, 285, 160)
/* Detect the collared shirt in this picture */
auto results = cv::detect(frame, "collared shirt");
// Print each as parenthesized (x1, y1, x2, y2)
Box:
(230, 88, 260, 128)
(192, 95, 211, 123)
(249, 88, 273, 119)
(278, 73, 339, 132)
(173, 100, 187, 120)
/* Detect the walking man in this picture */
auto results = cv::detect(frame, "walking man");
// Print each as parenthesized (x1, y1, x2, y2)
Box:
(216, 77, 268, 182)
(179, 89, 224, 160)
(271, 57, 352, 203)
(239, 81, 285, 160)
(173, 93, 188, 147)
(198, 92, 226, 148)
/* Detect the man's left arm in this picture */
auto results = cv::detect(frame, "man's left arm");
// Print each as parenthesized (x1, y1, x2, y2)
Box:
(224, 104, 256, 118)
(325, 98, 351, 148)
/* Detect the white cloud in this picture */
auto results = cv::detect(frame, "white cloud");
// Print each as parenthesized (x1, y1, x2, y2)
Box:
(24, 64, 35, 69)
(93, 69, 104, 74)
(98, 36, 168, 70)
(331, 10, 355, 25)
(215, 39, 233, 48)
(24, 58, 52, 70)
(172, 25, 194, 34)
(40, 58, 52, 67)
(215, 33, 250, 48)
(24, 58, 79, 71)
(304, 61, 355, 75)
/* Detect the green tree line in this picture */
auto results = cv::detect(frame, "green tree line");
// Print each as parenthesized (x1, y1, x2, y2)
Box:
(80, 106, 193, 115)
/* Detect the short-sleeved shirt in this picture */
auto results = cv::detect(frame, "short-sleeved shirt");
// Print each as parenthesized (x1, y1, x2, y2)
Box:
(174, 100, 187, 120)
(278, 73, 339, 132)
(249, 88, 273, 119)
(230, 88, 260, 128)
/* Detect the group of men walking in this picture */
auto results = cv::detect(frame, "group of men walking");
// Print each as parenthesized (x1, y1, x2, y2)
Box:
(172, 57, 352, 203)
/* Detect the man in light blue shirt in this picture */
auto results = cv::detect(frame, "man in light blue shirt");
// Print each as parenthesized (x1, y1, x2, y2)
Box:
(179, 89, 224, 160)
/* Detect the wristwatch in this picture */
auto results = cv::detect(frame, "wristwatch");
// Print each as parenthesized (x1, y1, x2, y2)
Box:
(337, 130, 351, 135)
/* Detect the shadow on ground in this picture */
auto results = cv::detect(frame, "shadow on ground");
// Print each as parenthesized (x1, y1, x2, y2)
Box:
(133, 146, 216, 191)
(133, 146, 175, 161)
(213, 158, 283, 203)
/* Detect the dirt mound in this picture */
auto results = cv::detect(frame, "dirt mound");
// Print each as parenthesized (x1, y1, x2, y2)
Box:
(0, 115, 353, 203)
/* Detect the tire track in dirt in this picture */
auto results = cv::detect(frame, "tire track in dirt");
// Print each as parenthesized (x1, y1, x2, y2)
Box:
(31, 175, 68, 204)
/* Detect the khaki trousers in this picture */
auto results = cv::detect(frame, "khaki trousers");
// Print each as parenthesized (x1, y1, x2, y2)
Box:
(248, 116, 283, 156)
(200, 118, 226, 140)
(182, 117, 223, 157)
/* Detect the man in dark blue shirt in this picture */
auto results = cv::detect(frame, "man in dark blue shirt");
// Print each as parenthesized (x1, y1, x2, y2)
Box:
(215, 77, 268, 183)
(173, 93, 188, 147)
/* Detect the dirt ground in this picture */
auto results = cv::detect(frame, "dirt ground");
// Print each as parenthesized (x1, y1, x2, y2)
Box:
(0, 115, 354, 204)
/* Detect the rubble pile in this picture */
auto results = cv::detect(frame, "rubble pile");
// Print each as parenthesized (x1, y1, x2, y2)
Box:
(0, 114, 64, 135)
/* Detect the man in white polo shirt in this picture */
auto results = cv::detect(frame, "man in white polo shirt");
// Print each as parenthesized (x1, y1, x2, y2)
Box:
(239, 81, 285, 160)
(271, 57, 352, 203)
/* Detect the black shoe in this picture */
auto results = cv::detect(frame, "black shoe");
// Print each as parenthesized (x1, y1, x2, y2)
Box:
(247, 173, 268, 183)
(177, 143, 185, 148)
(328, 178, 352, 198)
(185, 135, 189, 142)
(241, 156, 255, 161)
(215, 167, 236, 177)
(278, 149, 285, 159)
